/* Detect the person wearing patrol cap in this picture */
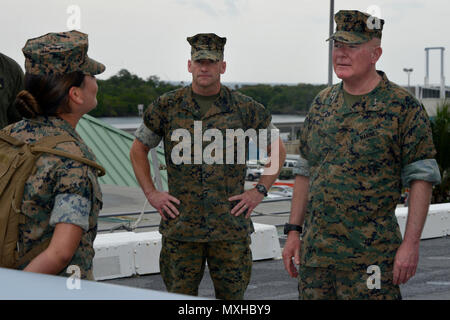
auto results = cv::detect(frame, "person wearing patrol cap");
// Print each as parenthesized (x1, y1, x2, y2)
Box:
(131, 33, 286, 299)
(187, 33, 227, 61)
(326, 10, 384, 44)
(1, 30, 105, 280)
(283, 10, 441, 299)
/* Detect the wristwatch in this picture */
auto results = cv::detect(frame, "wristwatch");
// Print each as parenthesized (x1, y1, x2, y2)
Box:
(284, 223, 303, 235)
(255, 184, 268, 197)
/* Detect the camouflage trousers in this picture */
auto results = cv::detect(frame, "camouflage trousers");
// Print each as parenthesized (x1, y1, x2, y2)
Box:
(298, 265, 402, 300)
(159, 236, 252, 300)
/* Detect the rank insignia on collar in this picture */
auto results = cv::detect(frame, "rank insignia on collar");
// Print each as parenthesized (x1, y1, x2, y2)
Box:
(330, 88, 338, 102)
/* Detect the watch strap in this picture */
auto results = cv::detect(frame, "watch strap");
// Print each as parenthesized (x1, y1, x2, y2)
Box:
(284, 223, 303, 235)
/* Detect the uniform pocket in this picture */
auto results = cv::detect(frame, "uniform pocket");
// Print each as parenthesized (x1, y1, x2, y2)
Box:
(350, 132, 386, 159)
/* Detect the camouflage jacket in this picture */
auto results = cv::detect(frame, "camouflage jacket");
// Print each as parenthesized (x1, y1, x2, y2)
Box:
(142, 85, 271, 242)
(5, 116, 102, 280)
(299, 71, 437, 271)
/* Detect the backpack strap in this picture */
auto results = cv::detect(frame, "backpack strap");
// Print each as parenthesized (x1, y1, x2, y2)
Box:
(0, 130, 25, 147)
(0, 132, 105, 176)
(30, 135, 106, 177)
(34, 134, 77, 149)
(32, 146, 106, 177)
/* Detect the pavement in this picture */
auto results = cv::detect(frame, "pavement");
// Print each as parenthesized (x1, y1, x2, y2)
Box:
(102, 237, 450, 300)
(98, 183, 450, 300)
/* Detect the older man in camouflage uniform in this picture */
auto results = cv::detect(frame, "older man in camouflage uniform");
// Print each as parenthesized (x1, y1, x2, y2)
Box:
(282, 10, 441, 300)
(130, 33, 286, 299)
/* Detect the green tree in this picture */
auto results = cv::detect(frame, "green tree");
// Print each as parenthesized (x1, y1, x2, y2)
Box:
(89, 69, 328, 117)
(238, 83, 326, 114)
(89, 69, 180, 117)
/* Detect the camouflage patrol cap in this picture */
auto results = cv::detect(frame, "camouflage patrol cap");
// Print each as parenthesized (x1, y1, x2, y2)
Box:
(187, 33, 226, 61)
(327, 10, 384, 44)
(22, 30, 105, 76)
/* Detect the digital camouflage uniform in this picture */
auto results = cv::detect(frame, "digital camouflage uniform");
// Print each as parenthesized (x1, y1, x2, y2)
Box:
(326, 10, 384, 44)
(0, 53, 23, 129)
(4, 117, 103, 280)
(138, 84, 271, 298)
(160, 237, 252, 299)
(187, 33, 227, 62)
(135, 33, 272, 299)
(22, 30, 105, 77)
(143, 85, 271, 242)
(294, 11, 441, 300)
(3, 30, 105, 280)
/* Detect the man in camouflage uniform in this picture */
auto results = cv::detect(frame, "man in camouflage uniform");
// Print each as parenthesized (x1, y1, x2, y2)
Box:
(130, 33, 286, 299)
(282, 10, 441, 299)
(3, 30, 105, 280)
(0, 52, 23, 128)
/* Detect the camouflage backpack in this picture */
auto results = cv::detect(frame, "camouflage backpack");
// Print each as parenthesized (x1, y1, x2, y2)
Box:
(0, 131, 105, 269)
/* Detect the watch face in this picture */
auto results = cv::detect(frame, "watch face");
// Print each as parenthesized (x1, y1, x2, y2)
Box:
(256, 184, 267, 195)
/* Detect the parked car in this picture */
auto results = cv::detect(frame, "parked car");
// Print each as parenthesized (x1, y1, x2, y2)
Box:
(265, 192, 285, 200)
(268, 185, 293, 198)
(278, 159, 297, 180)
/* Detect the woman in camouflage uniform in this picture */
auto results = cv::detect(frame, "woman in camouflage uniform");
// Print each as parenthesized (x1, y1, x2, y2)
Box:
(3, 30, 105, 280)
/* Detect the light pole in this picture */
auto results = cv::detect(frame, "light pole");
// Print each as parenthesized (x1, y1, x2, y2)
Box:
(328, 0, 334, 87)
(403, 68, 413, 91)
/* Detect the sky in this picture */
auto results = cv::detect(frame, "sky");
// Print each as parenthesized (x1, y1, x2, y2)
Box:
(2, 0, 450, 87)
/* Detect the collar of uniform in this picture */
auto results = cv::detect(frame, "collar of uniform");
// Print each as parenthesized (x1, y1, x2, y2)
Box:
(366, 70, 391, 97)
(331, 70, 389, 114)
(29, 115, 84, 142)
(181, 85, 234, 119)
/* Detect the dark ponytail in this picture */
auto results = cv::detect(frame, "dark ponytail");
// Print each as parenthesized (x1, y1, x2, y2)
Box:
(15, 90, 42, 118)
(14, 71, 85, 118)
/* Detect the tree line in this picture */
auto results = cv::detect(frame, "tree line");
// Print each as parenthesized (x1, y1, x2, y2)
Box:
(88, 69, 327, 117)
